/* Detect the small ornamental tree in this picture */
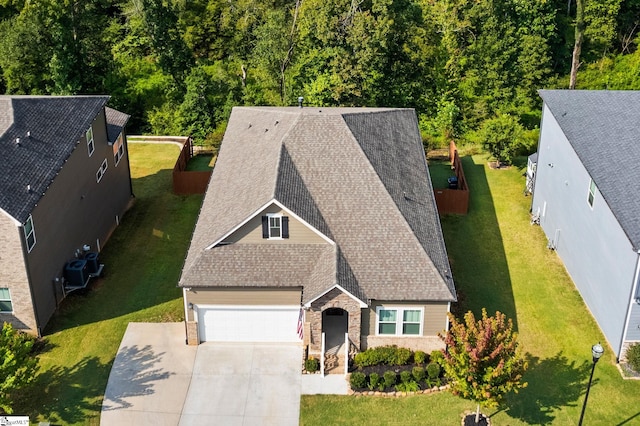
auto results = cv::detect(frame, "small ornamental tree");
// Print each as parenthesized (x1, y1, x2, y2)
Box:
(478, 114, 525, 167)
(439, 309, 527, 424)
(0, 322, 39, 414)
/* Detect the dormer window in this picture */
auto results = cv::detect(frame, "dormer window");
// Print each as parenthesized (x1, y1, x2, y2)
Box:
(261, 214, 289, 239)
(86, 126, 94, 156)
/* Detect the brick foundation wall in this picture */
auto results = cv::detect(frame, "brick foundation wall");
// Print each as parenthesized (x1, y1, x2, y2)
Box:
(362, 335, 445, 353)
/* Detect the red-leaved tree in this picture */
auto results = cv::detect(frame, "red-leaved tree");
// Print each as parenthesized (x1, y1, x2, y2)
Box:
(439, 309, 527, 424)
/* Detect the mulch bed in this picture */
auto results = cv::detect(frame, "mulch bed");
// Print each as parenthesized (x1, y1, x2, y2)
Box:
(463, 413, 491, 426)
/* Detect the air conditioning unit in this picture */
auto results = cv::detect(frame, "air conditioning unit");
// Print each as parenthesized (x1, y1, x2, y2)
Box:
(64, 259, 88, 287)
(84, 252, 100, 275)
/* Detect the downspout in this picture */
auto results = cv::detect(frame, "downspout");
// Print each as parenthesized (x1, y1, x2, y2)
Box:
(18, 223, 41, 337)
(620, 250, 640, 361)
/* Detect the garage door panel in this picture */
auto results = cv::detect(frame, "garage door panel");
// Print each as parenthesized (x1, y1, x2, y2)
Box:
(197, 305, 300, 343)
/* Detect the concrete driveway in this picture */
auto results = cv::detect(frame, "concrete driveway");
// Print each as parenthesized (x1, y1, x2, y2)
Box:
(101, 323, 302, 425)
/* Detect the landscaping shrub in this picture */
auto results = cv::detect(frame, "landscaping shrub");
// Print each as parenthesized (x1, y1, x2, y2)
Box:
(412, 366, 426, 382)
(430, 349, 445, 365)
(396, 380, 420, 392)
(393, 347, 412, 365)
(414, 350, 427, 365)
(368, 372, 381, 390)
(350, 372, 367, 389)
(426, 362, 441, 379)
(400, 370, 412, 384)
(627, 343, 640, 372)
(354, 345, 413, 367)
(304, 356, 319, 373)
(383, 370, 397, 388)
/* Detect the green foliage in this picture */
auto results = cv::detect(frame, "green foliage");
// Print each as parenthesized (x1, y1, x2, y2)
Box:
(626, 343, 640, 373)
(383, 370, 397, 388)
(430, 350, 445, 365)
(477, 113, 526, 166)
(304, 357, 319, 373)
(399, 370, 412, 384)
(413, 350, 427, 365)
(353, 345, 413, 368)
(412, 366, 426, 383)
(426, 362, 441, 380)
(349, 372, 366, 389)
(367, 372, 380, 391)
(0, 322, 39, 414)
(395, 380, 420, 392)
(439, 309, 528, 410)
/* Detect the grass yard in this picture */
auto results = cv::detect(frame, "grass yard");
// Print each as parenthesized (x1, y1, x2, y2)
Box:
(301, 155, 640, 425)
(14, 143, 202, 425)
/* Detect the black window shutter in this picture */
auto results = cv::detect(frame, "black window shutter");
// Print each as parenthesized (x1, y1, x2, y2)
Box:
(282, 216, 289, 239)
(261, 216, 269, 238)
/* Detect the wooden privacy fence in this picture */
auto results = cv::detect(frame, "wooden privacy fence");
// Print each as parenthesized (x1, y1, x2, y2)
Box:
(173, 137, 212, 195)
(433, 141, 469, 215)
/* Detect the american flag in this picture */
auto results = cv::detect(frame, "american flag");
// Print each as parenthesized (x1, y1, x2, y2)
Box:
(297, 308, 304, 340)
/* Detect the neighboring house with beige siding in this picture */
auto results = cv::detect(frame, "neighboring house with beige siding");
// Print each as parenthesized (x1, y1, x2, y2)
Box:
(0, 96, 133, 335)
(179, 106, 456, 368)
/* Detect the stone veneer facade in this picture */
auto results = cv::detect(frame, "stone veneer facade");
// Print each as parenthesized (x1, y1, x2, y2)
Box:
(308, 287, 362, 353)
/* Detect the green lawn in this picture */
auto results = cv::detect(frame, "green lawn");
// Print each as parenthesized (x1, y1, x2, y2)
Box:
(301, 155, 640, 425)
(14, 144, 202, 425)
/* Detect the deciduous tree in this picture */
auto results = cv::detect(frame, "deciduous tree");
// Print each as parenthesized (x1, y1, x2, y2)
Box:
(439, 309, 527, 424)
(0, 322, 39, 414)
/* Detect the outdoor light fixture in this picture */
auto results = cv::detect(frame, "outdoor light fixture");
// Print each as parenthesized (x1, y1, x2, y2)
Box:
(578, 343, 604, 425)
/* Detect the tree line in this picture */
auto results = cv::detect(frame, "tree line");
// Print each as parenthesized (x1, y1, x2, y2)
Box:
(0, 0, 638, 153)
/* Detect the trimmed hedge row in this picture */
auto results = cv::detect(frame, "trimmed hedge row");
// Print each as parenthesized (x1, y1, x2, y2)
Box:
(353, 345, 436, 368)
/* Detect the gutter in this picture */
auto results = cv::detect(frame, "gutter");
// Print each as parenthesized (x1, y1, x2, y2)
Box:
(620, 249, 640, 360)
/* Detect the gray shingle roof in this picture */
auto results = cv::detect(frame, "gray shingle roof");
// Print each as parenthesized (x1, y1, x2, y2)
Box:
(105, 107, 130, 143)
(180, 107, 456, 303)
(0, 96, 109, 223)
(539, 90, 640, 250)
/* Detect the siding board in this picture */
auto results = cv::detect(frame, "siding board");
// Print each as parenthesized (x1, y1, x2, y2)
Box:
(186, 288, 302, 321)
(224, 203, 326, 244)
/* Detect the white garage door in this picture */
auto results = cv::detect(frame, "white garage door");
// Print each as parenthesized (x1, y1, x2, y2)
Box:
(197, 305, 301, 342)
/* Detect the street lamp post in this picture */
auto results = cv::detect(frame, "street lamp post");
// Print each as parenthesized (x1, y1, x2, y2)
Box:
(578, 343, 604, 426)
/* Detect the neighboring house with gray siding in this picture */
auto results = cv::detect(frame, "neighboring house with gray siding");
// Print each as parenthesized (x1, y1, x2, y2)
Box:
(0, 96, 133, 335)
(179, 107, 456, 364)
(531, 90, 640, 360)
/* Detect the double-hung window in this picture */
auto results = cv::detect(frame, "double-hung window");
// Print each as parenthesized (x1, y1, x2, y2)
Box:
(261, 214, 290, 239)
(96, 158, 108, 183)
(376, 307, 423, 336)
(113, 134, 124, 166)
(24, 215, 36, 252)
(86, 126, 94, 156)
(0, 288, 12, 312)
(588, 178, 596, 207)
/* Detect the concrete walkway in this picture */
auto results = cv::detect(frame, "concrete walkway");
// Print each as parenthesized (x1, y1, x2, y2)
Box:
(102, 323, 348, 425)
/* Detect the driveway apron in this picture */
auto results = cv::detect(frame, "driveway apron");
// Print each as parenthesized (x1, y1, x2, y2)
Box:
(179, 343, 302, 426)
(101, 324, 302, 425)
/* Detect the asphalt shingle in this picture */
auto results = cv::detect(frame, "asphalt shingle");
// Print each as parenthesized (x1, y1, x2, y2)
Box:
(0, 96, 109, 223)
(539, 90, 640, 250)
(180, 107, 456, 303)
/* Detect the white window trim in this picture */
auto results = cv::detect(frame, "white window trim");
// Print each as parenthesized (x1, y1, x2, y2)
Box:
(375, 306, 424, 336)
(114, 134, 124, 166)
(0, 288, 12, 313)
(86, 126, 95, 157)
(96, 158, 108, 183)
(24, 215, 36, 253)
(266, 213, 283, 240)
